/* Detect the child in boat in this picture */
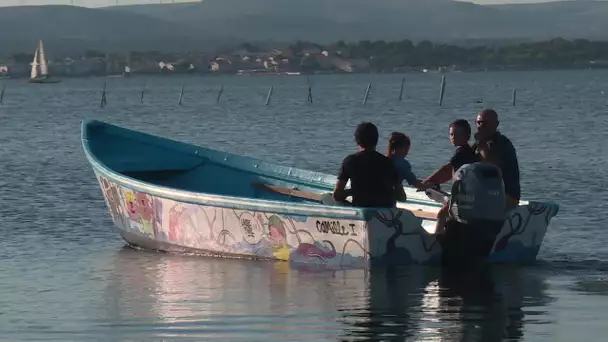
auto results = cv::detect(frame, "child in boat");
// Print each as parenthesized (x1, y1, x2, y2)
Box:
(422, 119, 478, 234)
(386, 132, 429, 201)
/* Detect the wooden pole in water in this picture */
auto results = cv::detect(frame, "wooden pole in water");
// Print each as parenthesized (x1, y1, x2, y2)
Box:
(398, 76, 404, 101)
(178, 84, 184, 105)
(307, 85, 313, 104)
(216, 84, 224, 104)
(140, 83, 145, 104)
(363, 83, 371, 104)
(265, 85, 273, 105)
(512, 88, 517, 106)
(100, 79, 107, 108)
(0, 83, 5, 104)
(306, 77, 313, 104)
(439, 75, 446, 106)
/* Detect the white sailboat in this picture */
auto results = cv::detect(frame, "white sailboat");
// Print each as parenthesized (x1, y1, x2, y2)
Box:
(29, 40, 59, 84)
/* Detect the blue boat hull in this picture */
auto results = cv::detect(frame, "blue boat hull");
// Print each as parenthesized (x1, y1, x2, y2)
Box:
(82, 120, 559, 268)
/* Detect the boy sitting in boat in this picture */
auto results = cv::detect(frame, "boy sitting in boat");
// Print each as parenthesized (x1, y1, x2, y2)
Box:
(386, 132, 431, 201)
(332, 122, 401, 208)
(421, 119, 478, 234)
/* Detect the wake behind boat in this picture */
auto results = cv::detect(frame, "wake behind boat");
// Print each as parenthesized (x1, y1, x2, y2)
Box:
(81, 120, 559, 268)
(29, 40, 60, 84)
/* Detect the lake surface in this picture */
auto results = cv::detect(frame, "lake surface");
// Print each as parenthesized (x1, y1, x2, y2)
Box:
(1, 71, 607, 341)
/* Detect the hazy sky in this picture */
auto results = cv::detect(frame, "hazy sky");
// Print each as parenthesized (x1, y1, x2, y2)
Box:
(0, 0, 190, 6)
(0, 0, 589, 7)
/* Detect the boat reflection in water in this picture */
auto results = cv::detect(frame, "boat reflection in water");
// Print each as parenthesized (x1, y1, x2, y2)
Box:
(104, 248, 368, 340)
(104, 248, 552, 341)
(339, 265, 553, 341)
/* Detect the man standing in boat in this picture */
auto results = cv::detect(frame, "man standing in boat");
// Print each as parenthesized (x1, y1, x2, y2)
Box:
(472, 109, 521, 209)
(332, 122, 401, 208)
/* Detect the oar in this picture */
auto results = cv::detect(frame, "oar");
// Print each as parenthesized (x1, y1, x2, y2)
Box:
(252, 183, 324, 201)
(424, 187, 450, 205)
(252, 183, 437, 220)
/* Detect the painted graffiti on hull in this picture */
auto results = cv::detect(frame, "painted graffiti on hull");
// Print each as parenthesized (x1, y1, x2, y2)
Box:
(316, 220, 357, 236)
(93, 173, 557, 267)
(97, 175, 161, 239)
(239, 212, 264, 245)
(490, 202, 559, 255)
(95, 173, 367, 267)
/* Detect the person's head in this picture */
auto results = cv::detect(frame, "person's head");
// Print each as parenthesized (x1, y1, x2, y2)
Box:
(449, 119, 471, 147)
(386, 132, 411, 158)
(476, 108, 499, 141)
(354, 122, 379, 150)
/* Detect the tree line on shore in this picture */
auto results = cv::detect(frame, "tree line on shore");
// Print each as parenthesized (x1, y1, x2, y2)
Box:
(296, 37, 608, 71)
(3, 37, 608, 76)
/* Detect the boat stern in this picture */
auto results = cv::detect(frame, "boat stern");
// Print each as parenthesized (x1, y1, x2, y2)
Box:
(487, 201, 559, 263)
(365, 208, 442, 266)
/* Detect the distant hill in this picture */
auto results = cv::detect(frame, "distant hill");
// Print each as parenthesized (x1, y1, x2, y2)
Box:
(0, 5, 226, 57)
(114, 0, 608, 43)
(113, 0, 507, 43)
(1, 1, 608, 56)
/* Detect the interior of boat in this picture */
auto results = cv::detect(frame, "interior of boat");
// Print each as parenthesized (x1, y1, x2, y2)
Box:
(84, 120, 442, 220)
(85, 120, 339, 205)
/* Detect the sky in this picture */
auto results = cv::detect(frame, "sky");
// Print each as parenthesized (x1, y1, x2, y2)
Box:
(0, 0, 590, 7)
(0, 0, 194, 6)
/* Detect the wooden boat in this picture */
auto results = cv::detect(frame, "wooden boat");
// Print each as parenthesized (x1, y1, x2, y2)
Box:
(29, 40, 60, 84)
(81, 120, 559, 268)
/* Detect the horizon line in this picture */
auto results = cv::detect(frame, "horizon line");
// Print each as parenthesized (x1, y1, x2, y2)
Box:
(0, 0, 582, 9)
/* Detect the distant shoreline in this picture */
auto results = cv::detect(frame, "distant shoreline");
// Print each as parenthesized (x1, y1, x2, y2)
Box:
(2, 65, 608, 81)
(3, 37, 608, 79)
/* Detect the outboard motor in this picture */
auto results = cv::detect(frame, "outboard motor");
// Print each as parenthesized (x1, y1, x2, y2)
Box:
(440, 162, 506, 269)
(449, 162, 506, 226)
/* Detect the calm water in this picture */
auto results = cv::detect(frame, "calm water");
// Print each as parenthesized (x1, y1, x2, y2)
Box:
(1, 71, 607, 341)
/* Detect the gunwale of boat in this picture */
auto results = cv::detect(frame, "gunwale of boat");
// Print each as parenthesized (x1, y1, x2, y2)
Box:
(82, 120, 544, 223)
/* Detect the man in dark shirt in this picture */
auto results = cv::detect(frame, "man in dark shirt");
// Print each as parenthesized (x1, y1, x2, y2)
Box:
(472, 109, 521, 209)
(333, 122, 400, 208)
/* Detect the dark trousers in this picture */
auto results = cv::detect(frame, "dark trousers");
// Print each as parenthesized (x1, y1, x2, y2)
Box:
(437, 219, 503, 269)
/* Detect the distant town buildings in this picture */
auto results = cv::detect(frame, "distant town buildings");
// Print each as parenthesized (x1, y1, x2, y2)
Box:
(1, 37, 607, 78)
(0, 42, 380, 79)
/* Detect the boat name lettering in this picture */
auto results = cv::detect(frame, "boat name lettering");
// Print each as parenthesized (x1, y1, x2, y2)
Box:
(316, 220, 356, 236)
(240, 218, 255, 238)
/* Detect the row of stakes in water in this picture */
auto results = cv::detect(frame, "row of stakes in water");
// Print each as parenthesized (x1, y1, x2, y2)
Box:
(0, 76, 516, 107)
(99, 77, 316, 108)
(99, 76, 516, 108)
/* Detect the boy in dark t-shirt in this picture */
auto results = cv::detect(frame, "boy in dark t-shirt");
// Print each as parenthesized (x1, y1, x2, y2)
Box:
(422, 119, 478, 233)
(333, 122, 400, 208)
(424, 119, 478, 186)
